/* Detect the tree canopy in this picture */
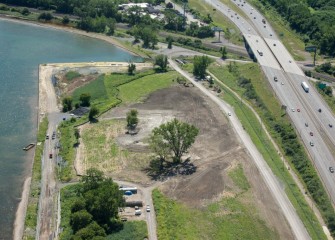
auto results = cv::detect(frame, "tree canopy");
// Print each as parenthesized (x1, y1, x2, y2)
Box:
(67, 168, 125, 238)
(150, 118, 199, 163)
(193, 55, 211, 79)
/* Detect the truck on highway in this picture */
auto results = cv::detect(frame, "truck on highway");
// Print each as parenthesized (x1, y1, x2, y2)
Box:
(301, 81, 309, 93)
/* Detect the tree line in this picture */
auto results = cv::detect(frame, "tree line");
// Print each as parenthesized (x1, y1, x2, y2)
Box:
(257, 0, 335, 56)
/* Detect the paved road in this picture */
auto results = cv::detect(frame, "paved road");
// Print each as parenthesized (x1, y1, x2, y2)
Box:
(37, 65, 73, 240)
(206, 0, 335, 206)
(169, 59, 311, 240)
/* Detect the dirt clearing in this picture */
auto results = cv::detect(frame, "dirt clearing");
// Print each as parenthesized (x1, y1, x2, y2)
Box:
(76, 85, 294, 239)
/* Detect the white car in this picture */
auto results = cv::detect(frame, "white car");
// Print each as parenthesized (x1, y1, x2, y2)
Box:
(291, 108, 295, 112)
(146, 205, 150, 212)
(228, 112, 231, 116)
(281, 82, 284, 85)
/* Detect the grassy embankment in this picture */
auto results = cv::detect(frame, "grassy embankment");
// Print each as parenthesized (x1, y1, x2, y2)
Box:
(60, 184, 148, 240)
(58, 70, 178, 181)
(23, 117, 49, 240)
(153, 173, 278, 240)
(314, 82, 335, 115)
(186, 0, 243, 46)
(208, 62, 329, 239)
(247, 0, 306, 61)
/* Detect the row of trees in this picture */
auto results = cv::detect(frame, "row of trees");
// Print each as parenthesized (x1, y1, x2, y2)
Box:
(258, 0, 335, 56)
(62, 93, 91, 112)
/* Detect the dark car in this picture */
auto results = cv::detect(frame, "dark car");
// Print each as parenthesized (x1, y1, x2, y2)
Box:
(329, 124, 333, 128)
(49, 153, 53, 159)
(318, 108, 322, 113)
(329, 167, 334, 173)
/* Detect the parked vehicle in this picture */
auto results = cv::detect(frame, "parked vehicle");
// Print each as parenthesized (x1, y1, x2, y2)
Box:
(135, 210, 142, 215)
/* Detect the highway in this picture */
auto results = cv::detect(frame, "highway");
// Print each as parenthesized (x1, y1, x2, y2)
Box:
(205, 0, 335, 205)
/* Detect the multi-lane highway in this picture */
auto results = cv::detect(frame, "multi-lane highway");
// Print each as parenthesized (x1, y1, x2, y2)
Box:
(205, 0, 335, 204)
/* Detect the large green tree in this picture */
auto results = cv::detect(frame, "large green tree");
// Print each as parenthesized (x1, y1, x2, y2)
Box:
(150, 119, 199, 163)
(154, 54, 168, 72)
(193, 55, 211, 79)
(80, 93, 91, 107)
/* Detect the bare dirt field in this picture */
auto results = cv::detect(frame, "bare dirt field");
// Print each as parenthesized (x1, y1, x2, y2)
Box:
(76, 85, 295, 239)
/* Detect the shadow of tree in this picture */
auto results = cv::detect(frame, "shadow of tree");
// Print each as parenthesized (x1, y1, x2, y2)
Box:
(144, 158, 197, 181)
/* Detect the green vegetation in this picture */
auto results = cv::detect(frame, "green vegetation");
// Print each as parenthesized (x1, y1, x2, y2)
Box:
(24, 117, 49, 239)
(150, 118, 199, 163)
(193, 55, 211, 79)
(153, 189, 277, 240)
(65, 71, 81, 81)
(117, 71, 177, 103)
(209, 62, 328, 239)
(314, 82, 335, 114)
(249, 0, 335, 57)
(106, 221, 148, 240)
(60, 169, 126, 240)
(228, 164, 250, 191)
(187, 0, 243, 45)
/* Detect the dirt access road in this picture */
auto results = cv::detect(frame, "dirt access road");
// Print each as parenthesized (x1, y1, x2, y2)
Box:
(169, 59, 311, 240)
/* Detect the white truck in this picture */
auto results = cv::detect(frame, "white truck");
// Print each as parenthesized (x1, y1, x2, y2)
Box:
(301, 81, 309, 93)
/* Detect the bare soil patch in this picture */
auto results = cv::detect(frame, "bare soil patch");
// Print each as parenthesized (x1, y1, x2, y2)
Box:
(77, 85, 294, 239)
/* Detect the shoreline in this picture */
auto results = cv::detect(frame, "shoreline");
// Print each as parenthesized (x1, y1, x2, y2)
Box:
(0, 14, 145, 58)
(13, 177, 31, 240)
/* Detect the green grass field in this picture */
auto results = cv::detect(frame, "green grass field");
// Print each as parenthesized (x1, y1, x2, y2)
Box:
(65, 71, 81, 81)
(208, 63, 326, 239)
(153, 188, 278, 240)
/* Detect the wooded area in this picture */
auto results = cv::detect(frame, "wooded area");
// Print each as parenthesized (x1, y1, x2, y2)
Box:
(258, 0, 335, 56)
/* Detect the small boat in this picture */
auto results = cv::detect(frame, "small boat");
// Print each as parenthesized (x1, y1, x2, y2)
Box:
(23, 143, 35, 151)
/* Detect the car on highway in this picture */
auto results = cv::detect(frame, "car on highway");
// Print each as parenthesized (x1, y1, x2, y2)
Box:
(146, 205, 150, 212)
(281, 82, 284, 85)
(289, 60, 292, 63)
(264, 25, 266, 28)
(305, 123, 308, 127)
(310, 132, 313, 136)
(49, 153, 53, 159)
(46, 134, 49, 140)
(274, 76, 278, 82)
(330, 167, 334, 173)
(274, 43, 276, 46)
(329, 124, 333, 128)
(254, 16, 256, 19)
(297, 109, 300, 112)
(291, 108, 295, 112)
(310, 141, 314, 146)
(318, 108, 322, 113)
(228, 112, 231, 116)
(270, 34, 272, 36)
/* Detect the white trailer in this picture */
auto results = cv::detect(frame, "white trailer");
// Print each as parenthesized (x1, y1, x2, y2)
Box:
(301, 81, 309, 93)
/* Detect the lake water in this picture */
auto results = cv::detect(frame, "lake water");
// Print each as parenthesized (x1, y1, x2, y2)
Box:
(0, 19, 141, 239)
